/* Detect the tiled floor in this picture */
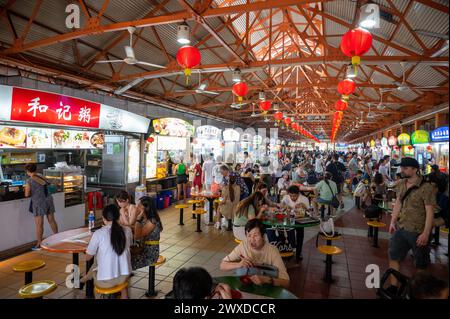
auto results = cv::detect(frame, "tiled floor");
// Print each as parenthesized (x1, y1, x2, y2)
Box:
(0, 195, 447, 299)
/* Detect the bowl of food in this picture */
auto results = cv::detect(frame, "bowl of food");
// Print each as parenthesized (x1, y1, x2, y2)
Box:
(90, 133, 104, 148)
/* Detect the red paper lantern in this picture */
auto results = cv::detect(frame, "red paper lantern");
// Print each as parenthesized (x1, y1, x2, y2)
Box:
(147, 136, 154, 143)
(426, 145, 433, 152)
(337, 79, 356, 100)
(290, 122, 297, 130)
(176, 45, 201, 84)
(408, 145, 413, 150)
(259, 100, 271, 113)
(335, 100, 348, 111)
(284, 117, 292, 126)
(340, 27, 373, 66)
(273, 111, 283, 121)
(232, 82, 248, 102)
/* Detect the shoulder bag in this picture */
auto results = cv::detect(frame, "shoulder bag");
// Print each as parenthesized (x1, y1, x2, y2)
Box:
(324, 180, 340, 209)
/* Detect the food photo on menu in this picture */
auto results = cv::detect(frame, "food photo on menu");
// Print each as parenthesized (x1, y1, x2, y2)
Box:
(26, 128, 52, 149)
(0, 126, 27, 148)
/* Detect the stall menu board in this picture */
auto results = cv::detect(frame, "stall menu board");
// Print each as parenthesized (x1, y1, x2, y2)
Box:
(431, 126, 449, 142)
(381, 137, 388, 147)
(223, 129, 240, 142)
(402, 145, 415, 157)
(397, 133, 411, 146)
(153, 118, 194, 137)
(411, 130, 430, 145)
(0, 126, 27, 148)
(196, 125, 221, 139)
(157, 135, 188, 151)
(26, 127, 52, 148)
(388, 136, 397, 146)
(52, 129, 100, 149)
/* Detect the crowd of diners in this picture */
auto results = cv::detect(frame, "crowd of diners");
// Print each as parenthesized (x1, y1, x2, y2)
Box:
(30, 149, 447, 299)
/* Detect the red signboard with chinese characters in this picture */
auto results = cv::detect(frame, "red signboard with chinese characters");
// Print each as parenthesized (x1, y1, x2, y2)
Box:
(10, 87, 101, 128)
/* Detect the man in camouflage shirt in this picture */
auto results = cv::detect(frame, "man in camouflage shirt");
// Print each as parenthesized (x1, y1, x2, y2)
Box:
(387, 158, 437, 293)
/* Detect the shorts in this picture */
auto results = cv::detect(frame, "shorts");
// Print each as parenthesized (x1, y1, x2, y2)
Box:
(176, 175, 188, 184)
(317, 198, 331, 205)
(389, 229, 430, 269)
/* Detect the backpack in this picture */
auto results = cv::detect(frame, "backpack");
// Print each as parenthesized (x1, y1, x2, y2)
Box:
(306, 171, 319, 185)
(364, 204, 382, 219)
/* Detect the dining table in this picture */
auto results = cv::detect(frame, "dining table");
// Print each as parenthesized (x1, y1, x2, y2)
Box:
(40, 227, 95, 298)
(262, 215, 320, 262)
(191, 191, 221, 225)
(213, 276, 298, 299)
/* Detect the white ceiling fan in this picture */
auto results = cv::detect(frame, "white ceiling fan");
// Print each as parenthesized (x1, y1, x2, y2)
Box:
(366, 103, 383, 120)
(175, 72, 219, 96)
(377, 89, 386, 110)
(96, 27, 165, 69)
(381, 61, 441, 93)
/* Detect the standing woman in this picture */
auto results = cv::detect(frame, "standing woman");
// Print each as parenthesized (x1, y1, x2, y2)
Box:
(363, 157, 372, 181)
(24, 163, 59, 250)
(175, 158, 188, 203)
(217, 174, 241, 229)
(116, 191, 138, 228)
(84, 204, 131, 299)
(132, 196, 163, 271)
(193, 157, 203, 191)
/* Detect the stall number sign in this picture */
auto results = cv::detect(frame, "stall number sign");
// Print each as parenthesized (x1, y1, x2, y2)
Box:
(431, 126, 449, 142)
(10, 87, 101, 128)
(196, 125, 221, 139)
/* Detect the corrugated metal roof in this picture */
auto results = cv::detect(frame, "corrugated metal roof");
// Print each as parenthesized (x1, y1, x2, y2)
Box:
(392, 24, 424, 55)
(408, 63, 448, 87)
(324, 0, 356, 24)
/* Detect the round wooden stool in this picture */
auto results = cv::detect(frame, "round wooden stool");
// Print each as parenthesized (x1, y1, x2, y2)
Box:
(95, 281, 128, 299)
(317, 245, 343, 283)
(175, 204, 189, 226)
(367, 221, 386, 247)
(146, 255, 166, 297)
(18, 280, 57, 299)
(193, 209, 206, 232)
(13, 259, 46, 285)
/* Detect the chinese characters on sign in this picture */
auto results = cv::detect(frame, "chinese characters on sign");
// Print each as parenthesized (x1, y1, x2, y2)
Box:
(11, 87, 100, 128)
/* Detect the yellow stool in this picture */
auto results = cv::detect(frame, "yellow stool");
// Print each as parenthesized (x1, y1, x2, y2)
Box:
(13, 259, 46, 285)
(188, 199, 204, 219)
(440, 228, 449, 234)
(175, 204, 189, 226)
(367, 221, 386, 248)
(146, 255, 166, 297)
(319, 234, 342, 246)
(18, 280, 57, 299)
(234, 238, 241, 244)
(193, 209, 207, 232)
(317, 245, 343, 283)
(95, 281, 128, 299)
(280, 251, 294, 259)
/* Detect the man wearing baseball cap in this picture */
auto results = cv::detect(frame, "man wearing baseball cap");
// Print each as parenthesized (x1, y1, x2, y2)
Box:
(387, 157, 437, 295)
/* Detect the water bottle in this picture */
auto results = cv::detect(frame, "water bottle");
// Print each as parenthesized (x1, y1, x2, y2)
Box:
(88, 211, 95, 231)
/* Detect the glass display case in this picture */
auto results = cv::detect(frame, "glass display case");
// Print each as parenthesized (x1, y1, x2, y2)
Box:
(43, 169, 84, 207)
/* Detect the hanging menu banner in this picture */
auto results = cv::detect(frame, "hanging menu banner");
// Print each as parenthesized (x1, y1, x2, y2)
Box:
(411, 130, 430, 145)
(196, 125, 222, 139)
(0, 85, 150, 133)
(430, 126, 449, 142)
(152, 118, 194, 137)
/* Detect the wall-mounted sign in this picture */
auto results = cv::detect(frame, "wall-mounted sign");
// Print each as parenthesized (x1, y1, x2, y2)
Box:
(430, 126, 449, 142)
(0, 126, 27, 148)
(402, 145, 415, 157)
(388, 136, 397, 146)
(253, 135, 263, 145)
(196, 125, 221, 139)
(223, 129, 240, 142)
(411, 130, 430, 145)
(381, 137, 388, 147)
(0, 85, 150, 133)
(370, 139, 375, 147)
(397, 133, 411, 146)
(152, 118, 194, 137)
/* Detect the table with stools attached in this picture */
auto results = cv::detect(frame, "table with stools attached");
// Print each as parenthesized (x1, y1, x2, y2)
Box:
(40, 227, 95, 298)
(262, 216, 320, 262)
(190, 192, 221, 226)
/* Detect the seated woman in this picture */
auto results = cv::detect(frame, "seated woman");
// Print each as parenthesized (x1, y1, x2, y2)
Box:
(280, 185, 310, 212)
(116, 191, 138, 228)
(131, 196, 163, 271)
(312, 172, 338, 215)
(241, 167, 255, 194)
(220, 219, 290, 289)
(84, 204, 132, 299)
(255, 182, 278, 207)
(233, 191, 267, 241)
(277, 171, 292, 199)
(170, 267, 232, 299)
(217, 174, 241, 229)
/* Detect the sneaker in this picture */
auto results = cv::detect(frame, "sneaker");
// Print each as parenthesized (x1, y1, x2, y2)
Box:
(31, 246, 41, 251)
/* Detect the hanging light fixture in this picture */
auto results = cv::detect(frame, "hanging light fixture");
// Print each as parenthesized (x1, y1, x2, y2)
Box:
(346, 64, 357, 78)
(359, 2, 380, 29)
(258, 91, 266, 100)
(177, 22, 191, 44)
(232, 68, 242, 83)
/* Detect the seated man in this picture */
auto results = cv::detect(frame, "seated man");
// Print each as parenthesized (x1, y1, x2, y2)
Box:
(220, 219, 290, 289)
(171, 267, 232, 299)
(280, 185, 310, 212)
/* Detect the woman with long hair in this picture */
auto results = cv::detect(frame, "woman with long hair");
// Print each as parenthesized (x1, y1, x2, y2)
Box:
(217, 174, 241, 229)
(84, 204, 132, 299)
(115, 190, 138, 228)
(132, 196, 163, 270)
(371, 172, 386, 205)
(233, 191, 267, 241)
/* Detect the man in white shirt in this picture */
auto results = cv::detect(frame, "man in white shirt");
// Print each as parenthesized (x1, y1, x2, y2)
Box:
(315, 154, 324, 176)
(243, 151, 253, 169)
(212, 156, 224, 185)
(379, 158, 391, 181)
(280, 185, 310, 211)
(202, 155, 215, 191)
